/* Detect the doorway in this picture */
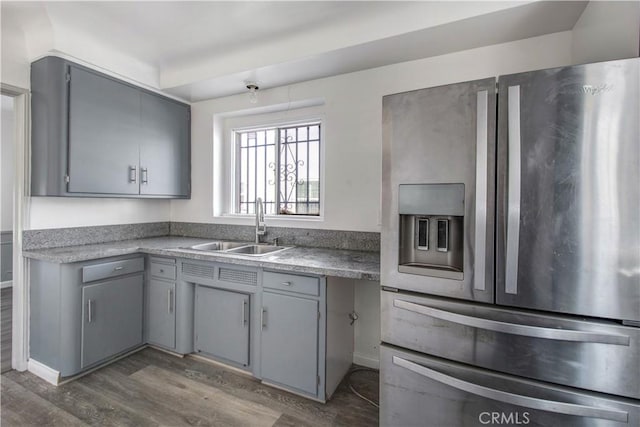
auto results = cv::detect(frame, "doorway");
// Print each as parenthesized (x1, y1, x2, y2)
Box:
(1, 83, 30, 373)
(1, 94, 15, 372)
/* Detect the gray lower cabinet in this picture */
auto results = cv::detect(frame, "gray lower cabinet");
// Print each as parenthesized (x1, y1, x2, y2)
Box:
(81, 274, 144, 368)
(261, 291, 319, 396)
(30, 56, 190, 198)
(145, 257, 194, 354)
(30, 255, 145, 379)
(194, 286, 250, 367)
(145, 278, 176, 350)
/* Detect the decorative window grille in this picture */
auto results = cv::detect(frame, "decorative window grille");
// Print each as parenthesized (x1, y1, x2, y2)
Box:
(235, 122, 321, 216)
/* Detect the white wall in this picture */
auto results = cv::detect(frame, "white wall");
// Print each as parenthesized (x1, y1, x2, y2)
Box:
(572, 1, 640, 64)
(172, 31, 574, 232)
(1, 10, 31, 89)
(1, 96, 15, 232)
(353, 281, 381, 369)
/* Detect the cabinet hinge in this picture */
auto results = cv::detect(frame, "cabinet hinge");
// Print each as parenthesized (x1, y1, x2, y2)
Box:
(318, 311, 321, 320)
(64, 175, 70, 183)
(317, 375, 321, 385)
(65, 73, 71, 82)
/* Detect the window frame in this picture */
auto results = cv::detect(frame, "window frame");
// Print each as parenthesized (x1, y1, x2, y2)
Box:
(229, 117, 324, 220)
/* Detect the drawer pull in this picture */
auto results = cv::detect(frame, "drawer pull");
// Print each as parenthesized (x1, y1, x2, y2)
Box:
(282, 281, 292, 286)
(159, 269, 164, 273)
(393, 356, 629, 423)
(113, 266, 124, 271)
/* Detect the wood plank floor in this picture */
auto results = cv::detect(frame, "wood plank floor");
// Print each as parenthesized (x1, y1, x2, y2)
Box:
(1, 347, 379, 426)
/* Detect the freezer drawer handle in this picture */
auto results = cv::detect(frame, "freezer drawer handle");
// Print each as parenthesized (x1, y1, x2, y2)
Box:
(394, 299, 630, 346)
(392, 356, 629, 423)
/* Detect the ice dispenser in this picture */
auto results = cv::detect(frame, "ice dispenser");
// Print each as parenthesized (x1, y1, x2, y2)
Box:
(398, 184, 464, 280)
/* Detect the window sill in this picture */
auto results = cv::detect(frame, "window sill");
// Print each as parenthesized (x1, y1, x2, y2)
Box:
(218, 213, 324, 222)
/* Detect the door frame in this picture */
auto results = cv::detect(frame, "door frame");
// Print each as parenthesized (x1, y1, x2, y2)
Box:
(2, 83, 31, 372)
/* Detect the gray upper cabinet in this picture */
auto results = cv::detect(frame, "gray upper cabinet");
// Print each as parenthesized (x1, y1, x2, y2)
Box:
(31, 56, 190, 198)
(68, 66, 141, 195)
(140, 93, 190, 197)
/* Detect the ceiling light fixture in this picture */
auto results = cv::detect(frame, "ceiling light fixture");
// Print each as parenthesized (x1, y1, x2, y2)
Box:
(246, 82, 259, 104)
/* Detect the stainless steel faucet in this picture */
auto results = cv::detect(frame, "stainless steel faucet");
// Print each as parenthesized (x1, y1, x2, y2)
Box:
(255, 198, 266, 243)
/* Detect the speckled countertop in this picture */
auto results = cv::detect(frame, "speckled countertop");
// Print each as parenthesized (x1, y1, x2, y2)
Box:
(22, 237, 380, 281)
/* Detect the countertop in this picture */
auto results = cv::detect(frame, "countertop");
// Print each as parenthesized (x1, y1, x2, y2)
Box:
(22, 237, 380, 281)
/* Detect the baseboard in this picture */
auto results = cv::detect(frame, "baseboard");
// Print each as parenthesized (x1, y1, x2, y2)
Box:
(187, 353, 253, 378)
(27, 358, 60, 385)
(353, 352, 379, 369)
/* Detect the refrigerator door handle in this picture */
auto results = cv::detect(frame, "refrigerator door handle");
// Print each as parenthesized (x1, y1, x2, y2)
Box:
(506, 85, 522, 294)
(474, 90, 489, 291)
(392, 356, 629, 423)
(393, 299, 630, 346)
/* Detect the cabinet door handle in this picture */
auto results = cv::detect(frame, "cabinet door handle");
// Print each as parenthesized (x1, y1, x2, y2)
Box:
(87, 299, 94, 323)
(141, 167, 148, 184)
(168, 289, 174, 314)
(129, 166, 137, 183)
(281, 281, 292, 286)
(241, 300, 247, 326)
(261, 308, 266, 330)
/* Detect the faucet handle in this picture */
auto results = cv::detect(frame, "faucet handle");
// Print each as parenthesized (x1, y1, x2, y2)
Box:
(272, 237, 279, 246)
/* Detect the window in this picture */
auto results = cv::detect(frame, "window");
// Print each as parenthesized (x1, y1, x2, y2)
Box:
(234, 122, 321, 216)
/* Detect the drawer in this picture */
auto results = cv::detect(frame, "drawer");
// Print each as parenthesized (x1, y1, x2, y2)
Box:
(150, 262, 176, 281)
(82, 257, 144, 283)
(380, 345, 639, 427)
(381, 290, 640, 399)
(263, 271, 319, 296)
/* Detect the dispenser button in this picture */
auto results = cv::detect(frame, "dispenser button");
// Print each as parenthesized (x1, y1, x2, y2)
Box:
(416, 218, 429, 250)
(437, 219, 449, 252)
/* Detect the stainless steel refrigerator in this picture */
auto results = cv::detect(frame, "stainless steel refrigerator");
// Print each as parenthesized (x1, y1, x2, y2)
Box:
(380, 58, 640, 426)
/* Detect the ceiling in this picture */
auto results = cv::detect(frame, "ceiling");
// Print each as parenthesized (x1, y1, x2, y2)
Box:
(2, 1, 588, 102)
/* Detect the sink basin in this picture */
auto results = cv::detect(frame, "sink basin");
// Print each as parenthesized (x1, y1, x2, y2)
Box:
(225, 245, 291, 256)
(188, 241, 249, 251)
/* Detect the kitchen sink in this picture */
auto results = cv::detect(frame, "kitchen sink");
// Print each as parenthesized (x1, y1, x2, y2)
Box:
(188, 241, 249, 251)
(225, 245, 291, 256)
(184, 241, 291, 256)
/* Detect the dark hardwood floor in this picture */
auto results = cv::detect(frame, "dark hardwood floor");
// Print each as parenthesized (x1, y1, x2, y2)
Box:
(1, 347, 379, 426)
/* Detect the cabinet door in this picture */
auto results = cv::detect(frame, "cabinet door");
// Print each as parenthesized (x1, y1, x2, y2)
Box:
(261, 292, 318, 396)
(194, 286, 249, 366)
(82, 274, 143, 368)
(146, 279, 176, 349)
(139, 93, 190, 197)
(68, 66, 141, 195)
